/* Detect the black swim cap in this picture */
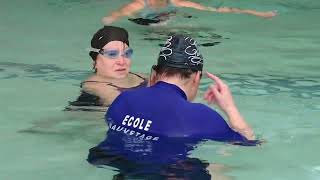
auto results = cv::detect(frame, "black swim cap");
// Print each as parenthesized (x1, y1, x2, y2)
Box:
(157, 35, 203, 71)
(89, 26, 129, 60)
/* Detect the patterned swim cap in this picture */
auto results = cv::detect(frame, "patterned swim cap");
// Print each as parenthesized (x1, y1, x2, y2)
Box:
(157, 35, 203, 71)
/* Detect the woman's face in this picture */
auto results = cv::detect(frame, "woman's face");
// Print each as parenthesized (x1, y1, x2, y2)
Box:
(95, 41, 132, 79)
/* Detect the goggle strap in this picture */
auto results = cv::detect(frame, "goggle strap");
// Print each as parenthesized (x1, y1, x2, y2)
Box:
(89, 48, 100, 53)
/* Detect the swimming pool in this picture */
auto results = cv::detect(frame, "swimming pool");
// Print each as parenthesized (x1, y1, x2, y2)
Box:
(1, 0, 319, 179)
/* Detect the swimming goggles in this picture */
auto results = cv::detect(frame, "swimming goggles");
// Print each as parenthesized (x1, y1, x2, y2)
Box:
(91, 48, 133, 59)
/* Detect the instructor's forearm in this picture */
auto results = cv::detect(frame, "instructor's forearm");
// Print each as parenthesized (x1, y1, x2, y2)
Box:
(226, 107, 255, 140)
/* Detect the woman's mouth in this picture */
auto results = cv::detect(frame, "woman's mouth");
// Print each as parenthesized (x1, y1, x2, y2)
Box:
(115, 68, 126, 72)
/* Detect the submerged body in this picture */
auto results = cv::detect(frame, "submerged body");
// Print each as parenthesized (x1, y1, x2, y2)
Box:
(88, 130, 211, 179)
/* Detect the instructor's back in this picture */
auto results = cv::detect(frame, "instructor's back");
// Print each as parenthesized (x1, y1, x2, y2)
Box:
(106, 35, 256, 143)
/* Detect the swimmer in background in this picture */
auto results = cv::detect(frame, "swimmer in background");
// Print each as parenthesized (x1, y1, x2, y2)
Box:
(66, 26, 147, 112)
(102, 0, 277, 25)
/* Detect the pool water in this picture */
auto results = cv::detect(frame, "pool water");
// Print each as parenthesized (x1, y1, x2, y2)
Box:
(1, 0, 320, 179)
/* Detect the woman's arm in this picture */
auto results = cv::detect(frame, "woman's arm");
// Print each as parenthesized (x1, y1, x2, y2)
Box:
(102, 0, 145, 24)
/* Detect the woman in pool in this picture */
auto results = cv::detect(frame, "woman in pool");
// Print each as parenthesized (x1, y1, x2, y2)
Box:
(66, 26, 147, 111)
(103, 0, 277, 25)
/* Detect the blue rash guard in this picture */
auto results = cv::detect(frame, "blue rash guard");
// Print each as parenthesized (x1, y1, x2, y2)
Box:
(88, 81, 257, 178)
(105, 81, 247, 142)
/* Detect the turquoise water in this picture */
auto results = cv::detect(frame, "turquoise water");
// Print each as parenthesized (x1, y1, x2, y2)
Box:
(1, 0, 320, 179)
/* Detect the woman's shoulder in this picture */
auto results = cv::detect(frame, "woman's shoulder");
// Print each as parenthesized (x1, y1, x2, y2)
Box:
(81, 75, 112, 92)
(130, 72, 149, 80)
(83, 74, 100, 82)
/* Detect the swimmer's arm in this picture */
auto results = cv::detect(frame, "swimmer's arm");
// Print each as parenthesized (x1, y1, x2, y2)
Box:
(171, 0, 214, 11)
(102, 0, 145, 24)
(214, 7, 277, 18)
(171, 0, 276, 18)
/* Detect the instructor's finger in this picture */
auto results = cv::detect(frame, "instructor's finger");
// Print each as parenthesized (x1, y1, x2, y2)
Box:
(206, 72, 225, 90)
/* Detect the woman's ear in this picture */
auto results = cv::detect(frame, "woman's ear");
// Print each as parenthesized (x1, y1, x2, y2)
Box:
(92, 61, 97, 72)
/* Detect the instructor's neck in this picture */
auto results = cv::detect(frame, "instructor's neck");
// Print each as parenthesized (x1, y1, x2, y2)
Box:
(158, 78, 193, 101)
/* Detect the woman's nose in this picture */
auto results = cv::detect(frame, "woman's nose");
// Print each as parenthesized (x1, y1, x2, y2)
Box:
(116, 55, 126, 65)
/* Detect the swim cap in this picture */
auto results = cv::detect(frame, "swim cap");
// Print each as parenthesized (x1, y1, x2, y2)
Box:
(89, 26, 129, 60)
(157, 35, 203, 71)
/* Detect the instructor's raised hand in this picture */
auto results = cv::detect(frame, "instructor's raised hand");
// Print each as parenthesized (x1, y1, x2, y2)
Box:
(204, 72, 236, 114)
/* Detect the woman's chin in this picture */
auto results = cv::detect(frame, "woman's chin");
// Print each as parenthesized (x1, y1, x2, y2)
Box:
(114, 70, 129, 78)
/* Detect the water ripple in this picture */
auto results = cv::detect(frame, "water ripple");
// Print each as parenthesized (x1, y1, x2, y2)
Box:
(1, 62, 319, 99)
(0, 62, 89, 83)
(200, 73, 320, 99)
